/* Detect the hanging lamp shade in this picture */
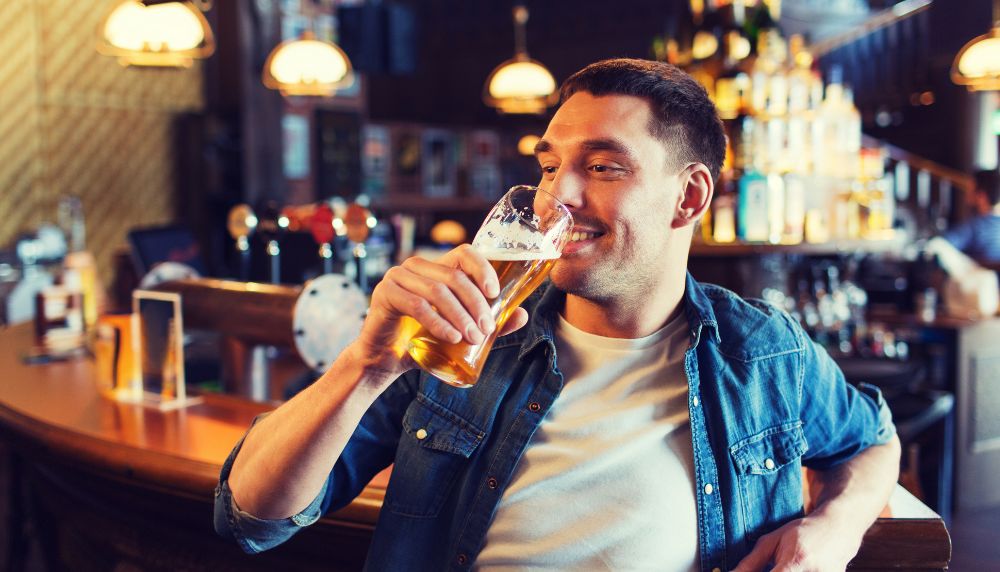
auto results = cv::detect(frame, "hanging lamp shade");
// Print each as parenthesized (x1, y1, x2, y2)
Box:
(952, 1, 1000, 91)
(99, 1, 214, 67)
(484, 56, 558, 114)
(484, 6, 557, 114)
(263, 31, 354, 97)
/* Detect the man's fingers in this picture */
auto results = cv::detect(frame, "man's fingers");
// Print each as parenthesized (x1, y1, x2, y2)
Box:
(395, 260, 492, 344)
(388, 270, 482, 345)
(377, 279, 463, 344)
(401, 256, 494, 336)
(498, 307, 529, 336)
(444, 244, 500, 299)
(732, 534, 777, 572)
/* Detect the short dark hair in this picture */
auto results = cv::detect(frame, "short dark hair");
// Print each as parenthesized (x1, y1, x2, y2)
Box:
(974, 169, 1000, 206)
(559, 58, 727, 182)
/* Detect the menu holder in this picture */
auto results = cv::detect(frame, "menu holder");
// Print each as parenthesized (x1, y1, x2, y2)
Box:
(126, 290, 202, 410)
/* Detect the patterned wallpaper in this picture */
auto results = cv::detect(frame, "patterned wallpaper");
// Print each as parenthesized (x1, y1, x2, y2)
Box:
(0, 0, 204, 283)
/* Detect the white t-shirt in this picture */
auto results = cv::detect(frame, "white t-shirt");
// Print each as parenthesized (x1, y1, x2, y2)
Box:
(476, 313, 698, 571)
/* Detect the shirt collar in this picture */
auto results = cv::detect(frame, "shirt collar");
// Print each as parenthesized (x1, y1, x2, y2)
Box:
(508, 272, 722, 360)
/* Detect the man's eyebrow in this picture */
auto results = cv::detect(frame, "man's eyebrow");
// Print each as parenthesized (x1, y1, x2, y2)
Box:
(580, 138, 636, 161)
(533, 137, 637, 162)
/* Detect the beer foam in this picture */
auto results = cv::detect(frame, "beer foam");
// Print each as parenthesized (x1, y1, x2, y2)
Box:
(473, 223, 563, 260)
(475, 248, 560, 261)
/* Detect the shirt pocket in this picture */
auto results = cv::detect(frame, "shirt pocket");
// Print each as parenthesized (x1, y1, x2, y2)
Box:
(384, 394, 485, 518)
(730, 421, 808, 543)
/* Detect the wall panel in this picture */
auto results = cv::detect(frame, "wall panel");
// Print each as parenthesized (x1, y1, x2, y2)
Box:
(0, 0, 203, 284)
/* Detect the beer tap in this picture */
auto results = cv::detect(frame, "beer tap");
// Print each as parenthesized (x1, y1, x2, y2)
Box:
(226, 204, 257, 281)
(306, 199, 347, 276)
(255, 201, 286, 284)
(344, 202, 375, 292)
(308, 203, 336, 275)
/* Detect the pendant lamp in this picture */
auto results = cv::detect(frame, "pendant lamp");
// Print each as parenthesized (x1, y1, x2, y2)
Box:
(483, 5, 558, 114)
(99, 1, 214, 68)
(952, 0, 1000, 91)
(263, 31, 355, 97)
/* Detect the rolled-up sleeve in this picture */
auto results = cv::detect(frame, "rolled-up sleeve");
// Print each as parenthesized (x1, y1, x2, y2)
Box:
(213, 370, 420, 553)
(213, 414, 330, 553)
(797, 332, 897, 470)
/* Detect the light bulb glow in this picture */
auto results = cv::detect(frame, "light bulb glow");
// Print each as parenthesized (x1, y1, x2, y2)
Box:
(263, 38, 354, 96)
(692, 31, 719, 60)
(488, 61, 556, 99)
(952, 27, 1000, 91)
(517, 134, 541, 156)
(484, 58, 557, 114)
(100, 1, 212, 67)
(958, 36, 1000, 77)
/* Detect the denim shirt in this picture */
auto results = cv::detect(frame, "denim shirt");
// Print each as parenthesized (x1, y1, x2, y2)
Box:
(215, 274, 895, 572)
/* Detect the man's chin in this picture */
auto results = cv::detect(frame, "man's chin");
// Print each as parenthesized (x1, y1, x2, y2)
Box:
(550, 266, 594, 298)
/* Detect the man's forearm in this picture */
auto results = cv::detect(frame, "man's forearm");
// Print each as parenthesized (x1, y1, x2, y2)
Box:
(226, 343, 398, 520)
(809, 435, 902, 545)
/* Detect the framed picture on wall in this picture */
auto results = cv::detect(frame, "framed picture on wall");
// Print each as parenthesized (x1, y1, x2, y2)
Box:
(362, 124, 390, 198)
(422, 128, 456, 198)
(315, 110, 362, 200)
(389, 124, 422, 195)
(283, 113, 311, 180)
(467, 129, 501, 200)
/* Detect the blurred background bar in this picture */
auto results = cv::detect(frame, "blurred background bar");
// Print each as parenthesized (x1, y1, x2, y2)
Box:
(2, 0, 1000, 570)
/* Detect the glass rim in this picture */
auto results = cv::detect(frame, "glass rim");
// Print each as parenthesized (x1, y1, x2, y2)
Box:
(504, 184, 571, 233)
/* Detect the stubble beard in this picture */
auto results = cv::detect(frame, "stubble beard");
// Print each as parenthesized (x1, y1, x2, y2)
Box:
(550, 256, 650, 305)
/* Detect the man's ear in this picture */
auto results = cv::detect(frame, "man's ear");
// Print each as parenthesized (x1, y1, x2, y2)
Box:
(671, 163, 714, 229)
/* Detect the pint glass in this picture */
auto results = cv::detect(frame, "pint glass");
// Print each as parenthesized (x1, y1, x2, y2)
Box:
(407, 185, 573, 387)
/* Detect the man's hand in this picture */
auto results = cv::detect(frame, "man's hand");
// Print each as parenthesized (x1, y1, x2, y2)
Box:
(734, 436, 900, 572)
(353, 244, 529, 382)
(732, 514, 861, 572)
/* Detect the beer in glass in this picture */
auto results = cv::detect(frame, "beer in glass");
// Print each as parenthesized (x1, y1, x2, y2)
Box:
(407, 186, 572, 387)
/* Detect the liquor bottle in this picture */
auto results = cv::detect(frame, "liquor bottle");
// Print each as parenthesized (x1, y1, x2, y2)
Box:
(842, 87, 863, 181)
(712, 175, 738, 244)
(766, 172, 786, 244)
(818, 78, 845, 179)
(783, 170, 806, 244)
(734, 117, 764, 242)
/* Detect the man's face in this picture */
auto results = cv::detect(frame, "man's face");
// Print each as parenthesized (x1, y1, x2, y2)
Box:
(535, 92, 686, 302)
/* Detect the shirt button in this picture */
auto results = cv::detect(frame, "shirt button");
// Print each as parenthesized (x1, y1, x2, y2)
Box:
(704, 483, 714, 495)
(456, 553, 468, 565)
(415, 428, 428, 440)
(764, 458, 776, 470)
(692, 396, 700, 407)
(487, 476, 499, 489)
(528, 402, 541, 412)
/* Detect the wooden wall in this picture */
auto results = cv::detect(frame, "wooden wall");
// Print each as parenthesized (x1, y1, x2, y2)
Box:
(0, 0, 203, 282)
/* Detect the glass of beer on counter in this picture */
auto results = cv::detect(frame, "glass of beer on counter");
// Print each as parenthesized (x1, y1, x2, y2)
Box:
(407, 185, 573, 387)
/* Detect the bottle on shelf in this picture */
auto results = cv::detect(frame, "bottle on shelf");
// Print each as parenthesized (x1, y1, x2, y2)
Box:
(736, 118, 770, 242)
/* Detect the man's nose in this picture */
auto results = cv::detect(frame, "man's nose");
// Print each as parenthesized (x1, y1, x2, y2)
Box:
(545, 169, 585, 210)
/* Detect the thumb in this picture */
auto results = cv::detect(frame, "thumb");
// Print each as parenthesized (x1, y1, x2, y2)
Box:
(733, 534, 778, 572)
(497, 307, 529, 336)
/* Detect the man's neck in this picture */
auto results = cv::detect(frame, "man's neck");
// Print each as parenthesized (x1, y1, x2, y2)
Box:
(561, 279, 686, 339)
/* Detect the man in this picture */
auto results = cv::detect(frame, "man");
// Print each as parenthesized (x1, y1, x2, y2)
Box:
(215, 59, 899, 572)
(943, 169, 1000, 264)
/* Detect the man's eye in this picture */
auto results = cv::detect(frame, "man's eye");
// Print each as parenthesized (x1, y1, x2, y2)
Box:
(589, 164, 622, 174)
(540, 166, 558, 175)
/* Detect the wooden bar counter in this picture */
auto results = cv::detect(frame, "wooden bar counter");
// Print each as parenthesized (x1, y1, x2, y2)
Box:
(0, 322, 950, 571)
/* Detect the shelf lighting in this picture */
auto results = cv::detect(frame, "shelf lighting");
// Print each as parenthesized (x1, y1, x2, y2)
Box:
(99, 1, 214, 68)
(484, 5, 557, 114)
(952, 0, 1000, 91)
